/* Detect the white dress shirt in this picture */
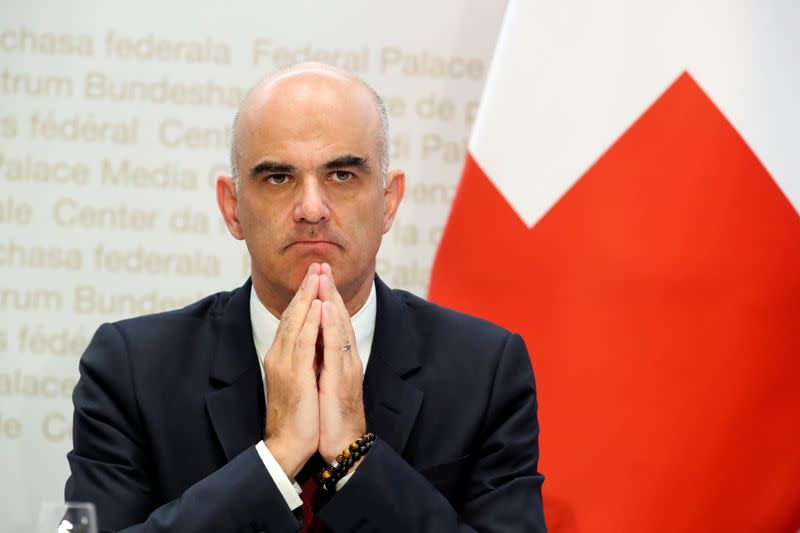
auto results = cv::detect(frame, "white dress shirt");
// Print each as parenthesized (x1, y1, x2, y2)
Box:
(250, 282, 377, 510)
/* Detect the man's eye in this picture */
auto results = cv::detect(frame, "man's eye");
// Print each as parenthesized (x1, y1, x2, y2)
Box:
(332, 170, 353, 182)
(266, 174, 289, 185)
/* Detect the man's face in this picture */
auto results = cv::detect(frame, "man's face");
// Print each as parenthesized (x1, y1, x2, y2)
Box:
(223, 71, 403, 315)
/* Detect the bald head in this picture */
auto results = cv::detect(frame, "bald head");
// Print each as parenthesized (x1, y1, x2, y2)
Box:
(230, 63, 389, 190)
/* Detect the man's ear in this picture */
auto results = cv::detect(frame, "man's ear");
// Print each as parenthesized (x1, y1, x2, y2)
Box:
(382, 169, 406, 234)
(216, 175, 245, 240)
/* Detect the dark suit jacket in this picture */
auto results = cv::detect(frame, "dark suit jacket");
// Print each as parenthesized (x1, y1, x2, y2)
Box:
(65, 277, 546, 532)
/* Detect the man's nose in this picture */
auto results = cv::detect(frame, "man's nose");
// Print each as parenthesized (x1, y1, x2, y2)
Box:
(293, 177, 330, 223)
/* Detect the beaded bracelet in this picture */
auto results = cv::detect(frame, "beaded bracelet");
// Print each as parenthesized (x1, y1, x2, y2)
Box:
(318, 432, 376, 491)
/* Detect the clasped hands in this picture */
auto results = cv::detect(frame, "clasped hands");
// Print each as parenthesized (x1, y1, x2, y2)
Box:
(263, 263, 367, 480)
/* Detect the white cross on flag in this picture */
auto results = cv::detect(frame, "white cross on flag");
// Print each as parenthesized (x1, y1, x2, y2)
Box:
(430, 1, 800, 531)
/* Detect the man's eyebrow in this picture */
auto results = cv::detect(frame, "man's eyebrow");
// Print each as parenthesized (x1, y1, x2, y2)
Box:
(324, 155, 370, 170)
(250, 160, 296, 175)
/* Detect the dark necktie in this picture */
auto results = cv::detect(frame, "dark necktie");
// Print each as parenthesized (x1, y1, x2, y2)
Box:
(296, 454, 328, 533)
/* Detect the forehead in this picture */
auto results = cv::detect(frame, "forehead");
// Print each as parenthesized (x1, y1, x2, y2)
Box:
(237, 72, 380, 168)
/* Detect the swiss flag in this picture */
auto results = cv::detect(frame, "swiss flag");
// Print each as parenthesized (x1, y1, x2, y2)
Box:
(429, 2, 800, 532)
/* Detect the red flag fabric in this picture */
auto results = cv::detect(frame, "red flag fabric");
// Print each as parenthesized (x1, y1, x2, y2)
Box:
(429, 2, 800, 532)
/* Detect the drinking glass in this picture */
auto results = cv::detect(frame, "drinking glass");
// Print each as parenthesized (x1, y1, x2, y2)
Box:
(37, 501, 97, 533)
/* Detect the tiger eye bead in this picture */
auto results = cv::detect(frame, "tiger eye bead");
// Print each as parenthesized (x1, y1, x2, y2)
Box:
(317, 433, 376, 491)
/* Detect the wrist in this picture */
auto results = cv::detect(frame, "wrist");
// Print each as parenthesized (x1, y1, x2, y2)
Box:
(264, 437, 310, 479)
(318, 432, 375, 492)
(321, 436, 360, 463)
(322, 427, 367, 463)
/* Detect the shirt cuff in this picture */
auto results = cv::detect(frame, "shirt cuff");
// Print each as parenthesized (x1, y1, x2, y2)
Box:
(255, 441, 303, 511)
(335, 471, 354, 491)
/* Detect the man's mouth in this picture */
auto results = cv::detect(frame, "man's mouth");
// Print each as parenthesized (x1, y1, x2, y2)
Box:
(289, 240, 339, 250)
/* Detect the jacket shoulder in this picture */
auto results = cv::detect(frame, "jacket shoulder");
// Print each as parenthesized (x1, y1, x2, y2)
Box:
(112, 286, 239, 331)
(393, 288, 515, 346)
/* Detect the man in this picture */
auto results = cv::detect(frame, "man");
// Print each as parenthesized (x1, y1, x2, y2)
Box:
(65, 63, 546, 532)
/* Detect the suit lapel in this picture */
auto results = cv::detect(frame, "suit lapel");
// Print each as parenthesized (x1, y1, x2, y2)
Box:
(363, 277, 424, 456)
(205, 279, 266, 462)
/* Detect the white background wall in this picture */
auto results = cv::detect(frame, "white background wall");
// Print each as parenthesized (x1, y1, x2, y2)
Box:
(0, 2, 506, 530)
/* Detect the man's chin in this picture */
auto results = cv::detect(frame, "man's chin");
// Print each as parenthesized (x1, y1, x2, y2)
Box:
(287, 257, 339, 286)
(286, 246, 342, 272)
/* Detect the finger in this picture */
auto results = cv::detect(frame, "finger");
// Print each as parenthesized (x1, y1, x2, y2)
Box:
(318, 263, 335, 303)
(319, 264, 350, 316)
(277, 263, 320, 346)
(319, 268, 357, 349)
(318, 266, 360, 376)
(295, 299, 322, 368)
(321, 300, 346, 374)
